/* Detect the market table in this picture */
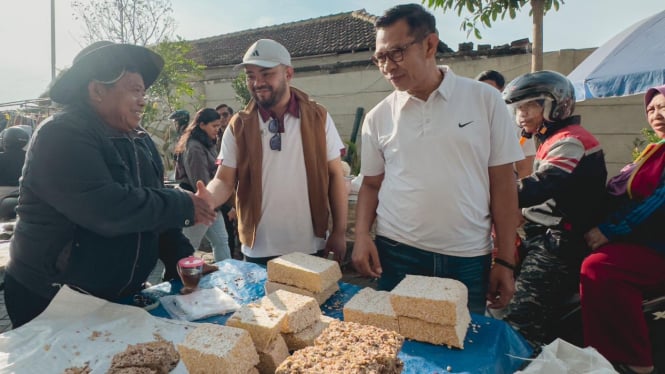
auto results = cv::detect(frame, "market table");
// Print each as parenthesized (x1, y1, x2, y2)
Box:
(143, 259, 533, 373)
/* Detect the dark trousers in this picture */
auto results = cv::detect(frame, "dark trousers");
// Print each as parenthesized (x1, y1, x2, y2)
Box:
(4, 273, 53, 328)
(504, 231, 582, 346)
(375, 235, 492, 315)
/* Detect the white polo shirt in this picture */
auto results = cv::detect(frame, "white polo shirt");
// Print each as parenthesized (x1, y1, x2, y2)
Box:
(361, 66, 523, 257)
(220, 111, 344, 258)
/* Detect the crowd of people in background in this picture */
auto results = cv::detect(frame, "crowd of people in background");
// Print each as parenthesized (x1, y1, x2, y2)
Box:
(2, 3, 664, 374)
(174, 108, 231, 262)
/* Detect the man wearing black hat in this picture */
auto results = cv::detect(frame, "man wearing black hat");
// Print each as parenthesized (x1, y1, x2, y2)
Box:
(3, 41, 217, 328)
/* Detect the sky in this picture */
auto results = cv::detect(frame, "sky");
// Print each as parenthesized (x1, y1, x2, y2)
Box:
(1, 0, 663, 104)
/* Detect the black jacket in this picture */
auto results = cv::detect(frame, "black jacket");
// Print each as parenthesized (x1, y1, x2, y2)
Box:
(8, 105, 195, 301)
(175, 127, 218, 191)
(0, 149, 25, 186)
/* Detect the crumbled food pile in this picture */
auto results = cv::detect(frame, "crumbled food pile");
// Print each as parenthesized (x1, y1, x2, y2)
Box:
(63, 363, 91, 374)
(107, 340, 179, 374)
(276, 320, 404, 373)
(88, 330, 107, 341)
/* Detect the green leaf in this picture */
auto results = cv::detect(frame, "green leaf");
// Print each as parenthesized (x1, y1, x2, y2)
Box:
(481, 13, 491, 28)
(553, 0, 561, 11)
(231, 71, 251, 108)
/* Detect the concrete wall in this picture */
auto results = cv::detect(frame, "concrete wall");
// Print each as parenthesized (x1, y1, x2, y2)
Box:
(193, 48, 647, 177)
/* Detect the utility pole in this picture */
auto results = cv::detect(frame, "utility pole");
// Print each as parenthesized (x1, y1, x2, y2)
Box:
(51, 0, 56, 80)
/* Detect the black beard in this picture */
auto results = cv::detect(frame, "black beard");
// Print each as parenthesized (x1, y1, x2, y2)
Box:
(255, 95, 277, 109)
(252, 87, 276, 109)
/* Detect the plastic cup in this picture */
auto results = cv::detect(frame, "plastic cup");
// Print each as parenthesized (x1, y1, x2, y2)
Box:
(177, 256, 204, 294)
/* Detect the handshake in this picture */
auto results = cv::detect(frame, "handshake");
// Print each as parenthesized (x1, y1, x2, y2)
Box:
(186, 180, 218, 226)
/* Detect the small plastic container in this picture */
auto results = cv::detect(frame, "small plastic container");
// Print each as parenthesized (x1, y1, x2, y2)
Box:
(177, 256, 204, 293)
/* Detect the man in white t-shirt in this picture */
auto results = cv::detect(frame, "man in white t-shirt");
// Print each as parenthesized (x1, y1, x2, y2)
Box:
(476, 69, 536, 178)
(206, 39, 348, 265)
(351, 4, 524, 314)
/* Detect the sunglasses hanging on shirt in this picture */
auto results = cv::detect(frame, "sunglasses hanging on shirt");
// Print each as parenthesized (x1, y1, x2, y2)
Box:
(268, 118, 283, 151)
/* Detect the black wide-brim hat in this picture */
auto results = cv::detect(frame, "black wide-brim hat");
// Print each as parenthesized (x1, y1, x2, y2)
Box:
(49, 41, 164, 105)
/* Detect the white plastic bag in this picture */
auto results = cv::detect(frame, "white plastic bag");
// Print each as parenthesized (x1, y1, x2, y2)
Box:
(160, 287, 240, 321)
(516, 338, 617, 374)
(350, 174, 363, 194)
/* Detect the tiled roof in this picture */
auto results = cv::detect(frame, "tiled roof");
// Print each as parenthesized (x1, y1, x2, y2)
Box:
(188, 9, 452, 68)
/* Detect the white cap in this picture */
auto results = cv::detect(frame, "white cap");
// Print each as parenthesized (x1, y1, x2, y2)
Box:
(235, 39, 292, 69)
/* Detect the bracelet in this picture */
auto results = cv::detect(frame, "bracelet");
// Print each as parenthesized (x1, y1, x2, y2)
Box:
(493, 257, 516, 272)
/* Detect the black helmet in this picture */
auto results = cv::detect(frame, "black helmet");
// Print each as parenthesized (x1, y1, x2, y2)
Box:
(503, 70, 575, 122)
(169, 110, 190, 128)
(1, 126, 30, 151)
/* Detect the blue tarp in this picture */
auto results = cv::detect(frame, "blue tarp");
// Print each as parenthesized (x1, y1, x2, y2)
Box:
(143, 259, 533, 373)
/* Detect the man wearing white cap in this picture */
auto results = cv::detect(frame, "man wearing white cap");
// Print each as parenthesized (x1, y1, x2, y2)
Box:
(206, 39, 348, 265)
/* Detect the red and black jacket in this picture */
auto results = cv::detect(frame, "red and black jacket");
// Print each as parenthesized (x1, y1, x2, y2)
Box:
(519, 116, 608, 234)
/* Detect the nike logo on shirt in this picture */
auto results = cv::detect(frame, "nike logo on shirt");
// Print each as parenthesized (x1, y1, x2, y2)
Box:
(458, 121, 473, 128)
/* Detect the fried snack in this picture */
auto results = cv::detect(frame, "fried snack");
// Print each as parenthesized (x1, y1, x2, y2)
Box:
(276, 320, 404, 374)
(343, 287, 399, 332)
(267, 253, 341, 293)
(177, 323, 259, 374)
(108, 340, 179, 374)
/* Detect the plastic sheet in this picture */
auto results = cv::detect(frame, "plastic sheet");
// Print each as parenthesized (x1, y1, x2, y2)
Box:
(0, 286, 195, 373)
(144, 259, 533, 373)
(161, 287, 240, 321)
(516, 338, 616, 373)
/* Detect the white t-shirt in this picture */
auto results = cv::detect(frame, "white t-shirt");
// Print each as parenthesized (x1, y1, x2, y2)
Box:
(220, 110, 344, 258)
(361, 66, 524, 257)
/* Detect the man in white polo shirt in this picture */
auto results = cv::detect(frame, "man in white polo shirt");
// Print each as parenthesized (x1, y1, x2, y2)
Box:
(352, 4, 524, 314)
(206, 39, 348, 265)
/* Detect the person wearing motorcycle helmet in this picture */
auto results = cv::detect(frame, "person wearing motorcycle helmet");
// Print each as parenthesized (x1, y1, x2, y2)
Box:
(169, 109, 190, 135)
(476, 69, 536, 178)
(497, 70, 608, 347)
(0, 126, 30, 186)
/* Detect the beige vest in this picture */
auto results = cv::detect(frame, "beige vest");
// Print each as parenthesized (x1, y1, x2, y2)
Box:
(230, 87, 330, 248)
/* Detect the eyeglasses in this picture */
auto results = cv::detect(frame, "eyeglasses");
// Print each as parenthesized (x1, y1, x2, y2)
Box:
(268, 118, 282, 151)
(370, 37, 426, 67)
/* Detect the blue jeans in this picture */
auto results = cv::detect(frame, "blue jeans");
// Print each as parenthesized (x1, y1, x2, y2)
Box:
(183, 214, 230, 262)
(375, 235, 492, 315)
